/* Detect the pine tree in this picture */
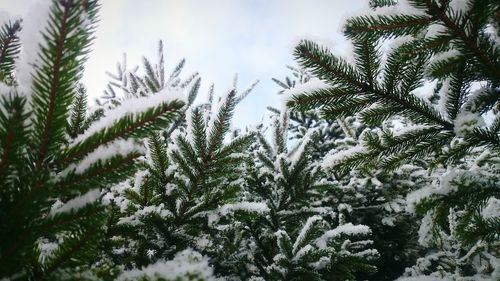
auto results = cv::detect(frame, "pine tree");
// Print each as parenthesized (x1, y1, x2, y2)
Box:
(0, 1, 185, 279)
(103, 78, 260, 279)
(233, 113, 378, 280)
(272, 66, 425, 280)
(289, 0, 499, 279)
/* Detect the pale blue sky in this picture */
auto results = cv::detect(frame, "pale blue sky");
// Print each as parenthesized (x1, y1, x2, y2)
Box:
(2, 0, 366, 127)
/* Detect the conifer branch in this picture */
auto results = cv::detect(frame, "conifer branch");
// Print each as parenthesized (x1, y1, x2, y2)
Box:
(294, 40, 453, 129)
(0, 20, 21, 79)
(55, 152, 141, 193)
(206, 90, 237, 156)
(0, 96, 27, 178)
(436, 10, 500, 81)
(57, 100, 183, 165)
(35, 1, 74, 167)
(344, 14, 433, 39)
(44, 225, 100, 275)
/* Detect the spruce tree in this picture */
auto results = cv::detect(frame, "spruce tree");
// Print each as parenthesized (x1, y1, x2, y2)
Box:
(103, 73, 260, 279)
(273, 66, 425, 280)
(0, 1, 185, 279)
(233, 113, 378, 280)
(289, 0, 499, 279)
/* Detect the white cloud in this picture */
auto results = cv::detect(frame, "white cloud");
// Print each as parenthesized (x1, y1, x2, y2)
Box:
(2, 0, 365, 126)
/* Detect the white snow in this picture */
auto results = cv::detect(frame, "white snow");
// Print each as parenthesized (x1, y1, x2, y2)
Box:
(436, 79, 451, 119)
(219, 202, 270, 216)
(289, 128, 315, 166)
(411, 80, 438, 100)
(195, 235, 213, 250)
(292, 215, 322, 254)
(146, 249, 156, 259)
(453, 109, 485, 137)
(293, 244, 313, 261)
(310, 256, 331, 270)
(482, 197, 500, 219)
(484, 25, 500, 49)
(448, 0, 471, 14)
(184, 107, 195, 144)
(438, 169, 459, 193)
(281, 78, 330, 107)
(134, 204, 173, 219)
(49, 189, 101, 216)
(397, 276, 453, 281)
(426, 23, 447, 37)
(72, 86, 185, 144)
(322, 145, 366, 169)
(392, 124, 434, 136)
(36, 238, 58, 264)
(417, 213, 434, 246)
(432, 49, 461, 65)
(407, 169, 459, 213)
(382, 216, 396, 226)
(205, 88, 234, 141)
(406, 186, 433, 213)
(74, 139, 143, 174)
(118, 249, 217, 281)
(15, 0, 52, 100)
(316, 223, 370, 249)
(132, 170, 149, 191)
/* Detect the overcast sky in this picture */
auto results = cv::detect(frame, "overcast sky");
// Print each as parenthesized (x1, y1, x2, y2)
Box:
(2, 0, 366, 127)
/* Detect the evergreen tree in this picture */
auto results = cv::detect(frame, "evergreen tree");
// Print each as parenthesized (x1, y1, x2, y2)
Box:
(233, 113, 378, 280)
(0, 1, 185, 279)
(289, 0, 499, 279)
(104, 77, 260, 279)
(272, 66, 425, 280)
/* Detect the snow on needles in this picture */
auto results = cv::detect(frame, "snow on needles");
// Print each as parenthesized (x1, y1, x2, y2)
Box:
(482, 198, 500, 220)
(118, 249, 217, 281)
(75, 139, 144, 174)
(50, 189, 101, 217)
(322, 145, 366, 169)
(453, 109, 485, 137)
(281, 78, 330, 108)
(406, 169, 459, 213)
(219, 202, 270, 216)
(397, 276, 454, 281)
(293, 215, 322, 254)
(72, 87, 185, 145)
(289, 128, 316, 167)
(15, 0, 52, 100)
(316, 223, 370, 249)
(205, 202, 270, 226)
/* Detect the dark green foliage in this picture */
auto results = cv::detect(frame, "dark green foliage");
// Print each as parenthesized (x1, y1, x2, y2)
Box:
(0, 1, 185, 279)
(271, 66, 424, 280)
(291, 0, 499, 180)
(233, 114, 378, 280)
(290, 0, 499, 279)
(0, 20, 21, 83)
(105, 87, 255, 273)
(66, 84, 90, 138)
(30, 0, 100, 167)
